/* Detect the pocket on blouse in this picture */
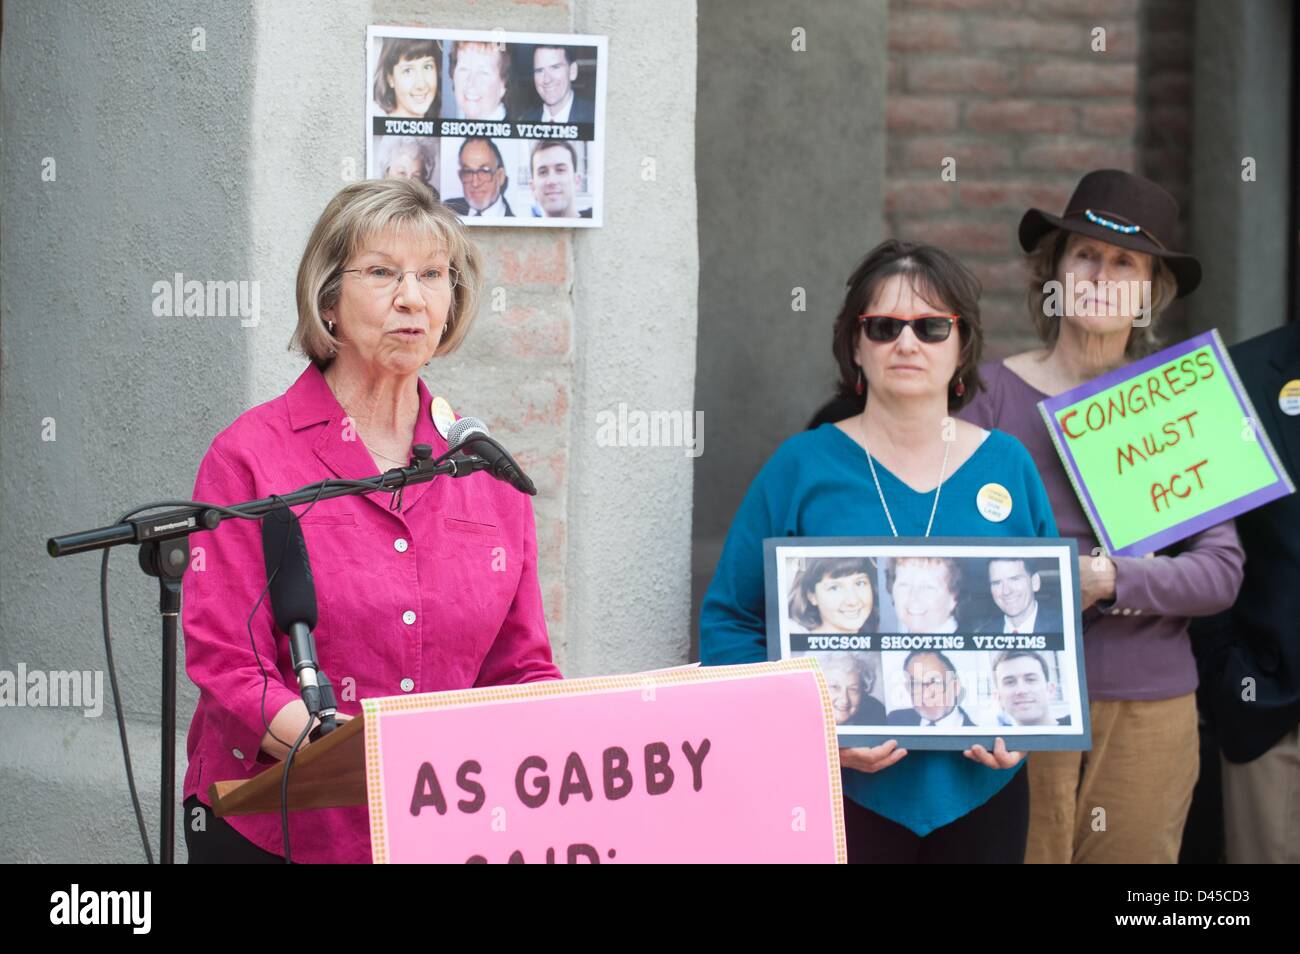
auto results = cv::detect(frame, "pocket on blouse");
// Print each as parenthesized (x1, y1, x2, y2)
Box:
(443, 516, 499, 537)
(439, 516, 503, 567)
(298, 513, 357, 527)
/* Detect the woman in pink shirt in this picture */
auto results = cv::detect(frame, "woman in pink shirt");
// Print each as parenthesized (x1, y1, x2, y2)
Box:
(182, 178, 561, 863)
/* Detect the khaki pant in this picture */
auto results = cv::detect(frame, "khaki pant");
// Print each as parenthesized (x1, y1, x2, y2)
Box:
(1025, 693, 1199, 864)
(1222, 725, 1300, 864)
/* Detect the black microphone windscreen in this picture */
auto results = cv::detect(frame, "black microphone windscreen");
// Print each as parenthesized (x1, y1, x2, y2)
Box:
(261, 506, 318, 633)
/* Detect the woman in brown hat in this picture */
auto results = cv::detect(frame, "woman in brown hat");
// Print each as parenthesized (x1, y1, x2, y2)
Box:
(960, 169, 1245, 864)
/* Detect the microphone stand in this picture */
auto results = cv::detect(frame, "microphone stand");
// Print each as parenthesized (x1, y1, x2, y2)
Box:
(307, 673, 340, 742)
(46, 444, 487, 863)
(283, 616, 339, 742)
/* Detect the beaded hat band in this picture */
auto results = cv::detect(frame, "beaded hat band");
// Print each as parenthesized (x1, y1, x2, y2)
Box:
(1063, 208, 1167, 249)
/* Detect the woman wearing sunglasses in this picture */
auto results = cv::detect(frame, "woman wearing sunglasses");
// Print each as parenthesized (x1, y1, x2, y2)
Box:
(959, 170, 1244, 864)
(700, 239, 1059, 863)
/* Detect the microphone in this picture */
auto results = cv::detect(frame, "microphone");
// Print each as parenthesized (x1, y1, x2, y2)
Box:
(447, 417, 537, 495)
(260, 505, 338, 738)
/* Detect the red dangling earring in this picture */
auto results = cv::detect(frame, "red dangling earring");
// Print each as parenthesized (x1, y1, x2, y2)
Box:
(855, 368, 864, 396)
(955, 377, 966, 397)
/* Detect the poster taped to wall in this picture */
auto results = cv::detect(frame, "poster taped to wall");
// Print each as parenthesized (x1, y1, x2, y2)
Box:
(366, 25, 607, 228)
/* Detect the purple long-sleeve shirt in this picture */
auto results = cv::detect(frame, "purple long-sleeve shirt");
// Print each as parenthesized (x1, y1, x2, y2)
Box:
(182, 363, 561, 862)
(961, 360, 1244, 700)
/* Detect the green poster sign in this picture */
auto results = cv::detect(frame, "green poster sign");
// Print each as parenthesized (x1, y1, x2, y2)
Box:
(1039, 331, 1293, 556)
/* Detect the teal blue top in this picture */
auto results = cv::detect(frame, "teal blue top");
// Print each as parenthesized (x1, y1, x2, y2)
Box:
(699, 423, 1059, 835)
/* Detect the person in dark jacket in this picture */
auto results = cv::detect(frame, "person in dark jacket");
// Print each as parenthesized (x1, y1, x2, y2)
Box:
(1193, 320, 1300, 863)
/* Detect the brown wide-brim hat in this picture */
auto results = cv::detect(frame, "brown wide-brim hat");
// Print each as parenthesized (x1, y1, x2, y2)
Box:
(1018, 169, 1202, 298)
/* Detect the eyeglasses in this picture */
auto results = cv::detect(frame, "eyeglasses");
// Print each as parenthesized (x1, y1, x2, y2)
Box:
(858, 313, 961, 343)
(906, 673, 957, 691)
(457, 165, 500, 182)
(341, 264, 459, 295)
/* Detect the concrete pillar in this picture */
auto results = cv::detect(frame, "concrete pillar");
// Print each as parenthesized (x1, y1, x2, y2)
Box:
(691, 0, 887, 654)
(1189, 0, 1294, 344)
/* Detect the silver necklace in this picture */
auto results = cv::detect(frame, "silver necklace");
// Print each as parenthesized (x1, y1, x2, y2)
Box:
(366, 445, 412, 465)
(334, 393, 413, 465)
(858, 416, 951, 538)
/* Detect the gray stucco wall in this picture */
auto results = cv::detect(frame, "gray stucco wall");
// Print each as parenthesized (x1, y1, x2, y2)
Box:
(1, 0, 260, 866)
(0, 0, 697, 863)
(565, 0, 699, 675)
(691, 1, 887, 652)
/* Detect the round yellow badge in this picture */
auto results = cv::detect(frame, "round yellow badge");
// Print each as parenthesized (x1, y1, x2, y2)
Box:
(1279, 379, 1300, 417)
(976, 482, 1013, 522)
(431, 395, 456, 439)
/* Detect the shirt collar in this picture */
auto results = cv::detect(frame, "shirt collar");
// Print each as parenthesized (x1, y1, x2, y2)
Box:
(285, 362, 444, 517)
(285, 362, 438, 440)
(285, 363, 339, 431)
(474, 193, 507, 217)
(926, 706, 965, 728)
(542, 91, 574, 122)
(1003, 600, 1039, 634)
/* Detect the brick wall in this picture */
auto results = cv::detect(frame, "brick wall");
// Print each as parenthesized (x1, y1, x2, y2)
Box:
(451, 230, 574, 663)
(885, 0, 1151, 359)
(1138, 0, 1195, 341)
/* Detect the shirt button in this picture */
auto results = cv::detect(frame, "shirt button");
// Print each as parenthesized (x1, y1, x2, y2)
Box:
(402, 610, 416, 625)
(400, 678, 414, 692)
(232, 748, 245, 760)
(394, 538, 409, 553)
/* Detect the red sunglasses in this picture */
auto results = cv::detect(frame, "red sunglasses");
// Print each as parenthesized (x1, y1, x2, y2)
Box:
(858, 313, 961, 343)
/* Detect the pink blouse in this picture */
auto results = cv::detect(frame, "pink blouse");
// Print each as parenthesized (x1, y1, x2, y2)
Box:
(181, 363, 561, 862)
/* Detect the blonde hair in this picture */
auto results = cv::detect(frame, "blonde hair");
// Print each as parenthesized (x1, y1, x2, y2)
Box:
(1025, 228, 1178, 360)
(292, 178, 483, 369)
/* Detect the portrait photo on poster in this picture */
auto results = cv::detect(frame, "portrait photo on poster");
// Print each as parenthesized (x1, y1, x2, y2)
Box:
(365, 25, 606, 229)
(763, 537, 1090, 751)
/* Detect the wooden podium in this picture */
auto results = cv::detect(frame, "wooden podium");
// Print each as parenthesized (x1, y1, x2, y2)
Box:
(209, 715, 368, 817)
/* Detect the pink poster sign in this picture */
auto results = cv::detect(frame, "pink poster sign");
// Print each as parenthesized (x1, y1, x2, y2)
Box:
(362, 659, 845, 863)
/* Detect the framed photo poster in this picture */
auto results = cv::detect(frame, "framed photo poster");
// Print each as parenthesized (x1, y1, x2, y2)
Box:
(764, 537, 1090, 751)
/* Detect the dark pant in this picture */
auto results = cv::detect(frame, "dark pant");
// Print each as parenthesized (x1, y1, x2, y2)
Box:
(843, 766, 1030, 863)
(183, 795, 287, 864)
